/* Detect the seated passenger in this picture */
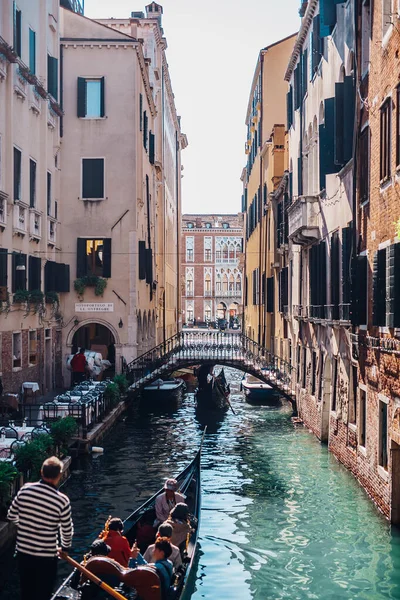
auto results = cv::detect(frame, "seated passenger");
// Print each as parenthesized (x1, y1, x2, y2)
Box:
(71, 539, 112, 590)
(143, 522, 182, 570)
(101, 517, 134, 567)
(166, 503, 192, 548)
(155, 478, 185, 524)
(129, 537, 173, 600)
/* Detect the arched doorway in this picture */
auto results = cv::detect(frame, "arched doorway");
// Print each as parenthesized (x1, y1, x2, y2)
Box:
(72, 323, 116, 377)
(217, 302, 227, 319)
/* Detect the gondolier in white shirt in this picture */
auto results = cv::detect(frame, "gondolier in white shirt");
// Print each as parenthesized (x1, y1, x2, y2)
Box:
(7, 456, 74, 600)
(155, 478, 185, 524)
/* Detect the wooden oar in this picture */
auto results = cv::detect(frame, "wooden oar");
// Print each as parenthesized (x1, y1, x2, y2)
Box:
(59, 552, 127, 600)
(226, 396, 236, 415)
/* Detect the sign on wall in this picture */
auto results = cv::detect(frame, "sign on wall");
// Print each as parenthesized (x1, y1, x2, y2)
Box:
(75, 303, 114, 313)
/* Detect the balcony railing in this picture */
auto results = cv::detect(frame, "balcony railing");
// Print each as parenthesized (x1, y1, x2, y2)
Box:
(339, 303, 350, 323)
(204, 290, 213, 297)
(215, 257, 239, 265)
(216, 290, 242, 298)
(288, 195, 320, 245)
(185, 289, 194, 297)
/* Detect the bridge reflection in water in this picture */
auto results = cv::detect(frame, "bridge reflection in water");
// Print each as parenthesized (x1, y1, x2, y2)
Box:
(124, 331, 295, 400)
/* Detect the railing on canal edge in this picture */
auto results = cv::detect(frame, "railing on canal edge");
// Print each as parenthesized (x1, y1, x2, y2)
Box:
(124, 331, 296, 400)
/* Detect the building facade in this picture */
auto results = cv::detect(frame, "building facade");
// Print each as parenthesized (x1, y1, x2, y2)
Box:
(0, 0, 75, 394)
(181, 214, 244, 326)
(59, 2, 186, 382)
(242, 34, 296, 346)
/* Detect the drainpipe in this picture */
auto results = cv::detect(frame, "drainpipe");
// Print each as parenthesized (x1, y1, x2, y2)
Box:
(258, 52, 264, 345)
(351, 0, 359, 329)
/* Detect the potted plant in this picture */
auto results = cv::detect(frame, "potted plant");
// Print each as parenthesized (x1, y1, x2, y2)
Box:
(13, 289, 30, 304)
(14, 436, 53, 481)
(50, 417, 77, 457)
(0, 462, 18, 518)
(74, 275, 107, 298)
(103, 382, 120, 407)
(113, 374, 129, 395)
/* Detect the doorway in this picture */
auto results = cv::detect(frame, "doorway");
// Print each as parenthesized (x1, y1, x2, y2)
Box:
(72, 323, 116, 376)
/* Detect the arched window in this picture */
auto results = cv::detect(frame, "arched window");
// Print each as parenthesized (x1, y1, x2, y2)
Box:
(222, 273, 228, 292)
(216, 272, 221, 292)
(222, 244, 229, 261)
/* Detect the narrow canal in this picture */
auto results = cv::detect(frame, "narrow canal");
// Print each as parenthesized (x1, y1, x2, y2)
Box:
(2, 367, 400, 599)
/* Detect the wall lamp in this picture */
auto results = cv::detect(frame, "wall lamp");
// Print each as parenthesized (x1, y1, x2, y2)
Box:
(118, 318, 123, 329)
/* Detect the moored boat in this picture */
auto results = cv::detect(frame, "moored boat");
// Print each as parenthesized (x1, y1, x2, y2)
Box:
(196, 366, 230, 411)
(241, 373, 279, 405)
(51, 436, 203, 600)
(171, 368, 198, 389)
(142, 378, 186, 401)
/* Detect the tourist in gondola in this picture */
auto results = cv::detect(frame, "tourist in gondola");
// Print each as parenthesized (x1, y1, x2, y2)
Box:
(130, 537, 174, 600)
(99, 516, 134, 567)
(143, 522, 182, 570)
(155, 478, 186, 524)
(166, 503, 193, 548)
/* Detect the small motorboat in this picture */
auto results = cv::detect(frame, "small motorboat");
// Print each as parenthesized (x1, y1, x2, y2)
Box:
(51, 434, 204, 600)
(241, 373, 279, 405)
(196, 366, 230, 411)
(171, 367, 198, 389)
(142, 378, 186, 401)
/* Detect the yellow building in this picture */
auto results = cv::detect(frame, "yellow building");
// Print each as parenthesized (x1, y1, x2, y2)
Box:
(242, 34, 296, 347)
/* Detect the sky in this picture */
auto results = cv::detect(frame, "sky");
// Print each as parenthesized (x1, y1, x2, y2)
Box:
(84, 0, 300, 215)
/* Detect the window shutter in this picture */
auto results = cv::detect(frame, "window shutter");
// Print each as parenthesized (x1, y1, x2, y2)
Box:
(145, 248, 153, 284)
(287, 87, 293, 129)
(102, 238, 112, 278)
(77, 77, 86, 117)
(352, 255, 367, 325)
(14, 147, 21, 200)
(301, 50, 308, 99)
(143, 111, 148, 150)
(267, 277, 274, 313)
(100, 77, 105, 117)
(319, 98, 339, 190)
(331, 232, 340, 319)
(320, 0, 337, 37)
(47, 55, 58, 100)
(0, 249, 7, 288)
(14, 6, 21, 57)
(76, 238, 87, 278)
(149, 132, 155, 165)
(30, 159, 36, 208)
(139, 94, 143, 131)
(138, 242, 146, 280)
(319, 241, 327, 317)
(29, 28, 36, 74)
(341, 225, 352, 304)
(55, 263, 70, 293)
(372, 249, 386, 326)
(12, 253, 26, 292)
(343, 76, 355, 163)
(45, 261, 56, 293)
(312, 15, 321, 73)
(387, 244, 400, 327)
(82, 158, 104, 199)
(334, 82, 344, 165)
(28, 256, 41, 291)
(298, 156, 303, 196)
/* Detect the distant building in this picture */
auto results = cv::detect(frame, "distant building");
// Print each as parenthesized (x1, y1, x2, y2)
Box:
(181, 214, 244, 326)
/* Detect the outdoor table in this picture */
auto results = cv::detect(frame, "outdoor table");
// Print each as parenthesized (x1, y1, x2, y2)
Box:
(21, 382, 40, 404)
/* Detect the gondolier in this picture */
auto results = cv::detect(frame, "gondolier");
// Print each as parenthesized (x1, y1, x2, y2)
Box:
(7, 456, 74, 600)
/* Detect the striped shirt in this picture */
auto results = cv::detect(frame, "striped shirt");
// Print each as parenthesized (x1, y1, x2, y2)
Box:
(7, 480, 73, 558)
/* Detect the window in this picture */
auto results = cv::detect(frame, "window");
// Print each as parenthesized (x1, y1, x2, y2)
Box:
(252, 268, 259, 305)
(222, 223, 230, 229)
(186, 302, 193, 322)
(380, 99, 391, 181)
(12, 253, 26, 292)
(204, 305, 211, 321)
(318, 352, 324, 401)
(143, 110, 148, 151)
(28, 256, 41, 291)
(331, 357, 338, 411)
(382, 0, 392, 40)
(311, 351, 317, 395)
(76, 238, 111, 278)
(379, 399, 388, 469)
(44, 261, 70, 293)
(82, 158, 104, 199)
(47, 54, 58, 100)
(372, 245, 400, 327)
(359, 388, 367, 447)
(204, 237, 212, 262)
(14, 147, 21, 201)
(13, 3, 21, 58)
(349, 365, 358, 425)
(359, 126, 370, 203)
(330, 231, 340, 320)
(29, 28, 36, 74)
(29, 330, 37, 366)
(47, 172, 52, 215)
(204, 269, 212, 295)
(29, 159, 36, 208)
(297, 345, 301, 383)
(0, 249, 7, 291)
(361, 1, 370, 75)
(186, 267, 193, 295)
(77, 77, 105, 118)
(186, 237, 194, 262)
(12, 332, 22, 369)
(302, 346, 307, 389)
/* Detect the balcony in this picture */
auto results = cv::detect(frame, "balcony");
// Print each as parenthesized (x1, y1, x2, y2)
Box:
(29, 209, 42, 241)
(13, 66, 27, 100)
(288, 195, 320, 245)
(13, 203, 28, 236)
(47, 102, 57, 130)
(185, 289, 194, 297)
(204, 290, 213, 297)
(29, 85, 42, 115)
(215, 257, 239, 265)
(293, 304, 308, 319)
(0, 194, 7, 229)
(48, 217, 57, 246)
(216, 290, 242, 298)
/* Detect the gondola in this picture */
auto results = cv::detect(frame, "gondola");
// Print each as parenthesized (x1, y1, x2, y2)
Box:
(195, 366, 230, 411)
(241, 374, 280, 405)
(51, 434, 204, 600)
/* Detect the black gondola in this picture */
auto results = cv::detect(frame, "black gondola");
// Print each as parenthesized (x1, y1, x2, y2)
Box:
(51, 435, 204, 600)
(196, 366, 230, 411)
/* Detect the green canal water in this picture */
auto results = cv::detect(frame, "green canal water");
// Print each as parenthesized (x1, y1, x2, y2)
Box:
(1, 367, 400, 599)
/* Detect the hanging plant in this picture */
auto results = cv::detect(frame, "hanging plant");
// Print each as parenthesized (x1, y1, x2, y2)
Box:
(74, 275, 108, 298)
(0, 293, 11, 316)
(13, 289, 30, 304)
(45, 291, 59, 305)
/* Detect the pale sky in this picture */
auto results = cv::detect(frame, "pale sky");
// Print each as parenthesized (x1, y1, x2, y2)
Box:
(84, 0, 300, 214)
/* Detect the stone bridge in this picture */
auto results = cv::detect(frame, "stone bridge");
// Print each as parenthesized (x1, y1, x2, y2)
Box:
(124, 331, 296, 401)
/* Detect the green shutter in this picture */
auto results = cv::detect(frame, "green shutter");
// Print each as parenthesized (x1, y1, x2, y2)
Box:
(143, 111, 148, 150)
(287, 86, 293, 129)
(76, 239, 87, 278)
(82, 159, 104, 199)
(319, 98, 339, 190)
(301, 49, 308, 99)
(149, 132, 155, 165)
(100, 76, 105, 117)
(0, 249, 7, 288)
(139, 94, 143, 131)
(44, 261, 56, 293)
(343, 75, 355, 164)
(387, 244, 400, 327)
(312, 15, 321, 73)
(28, 256, 41, 291)
(145, 248, 153, 284)
(12, 253, 26, 292)
(14, 5, 21, 57)
(48, 55, 58, 100)
(102, 238, 112, 278)
(331, 232, 340, 319)
(267, 277, 274, 313)
(55, 263, 70, 293)
(77, 77, 86, 117)
(352, 255, 368, 325)
(29, 28, 36, 74)
(372, 249, 386, 326)
(341, 225, 352, 304)
(320, 0, 337, 37)
(138, 241, 146, 280)
(334, 82, 344, 165)
(297, 156, 303, 196)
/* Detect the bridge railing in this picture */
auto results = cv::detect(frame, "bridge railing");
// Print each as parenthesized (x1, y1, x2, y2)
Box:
(124, 330, 295, 394)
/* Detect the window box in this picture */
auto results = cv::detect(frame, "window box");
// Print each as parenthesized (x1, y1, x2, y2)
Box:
(29, 209, 42, 241)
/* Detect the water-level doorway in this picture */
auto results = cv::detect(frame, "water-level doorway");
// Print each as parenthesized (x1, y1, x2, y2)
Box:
(72, 323, 116, 378)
